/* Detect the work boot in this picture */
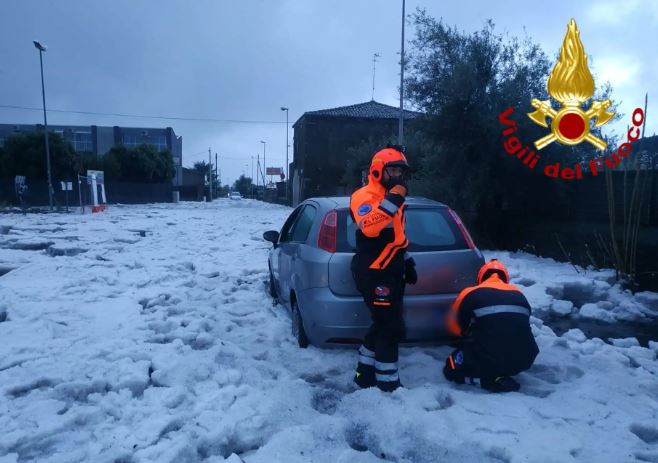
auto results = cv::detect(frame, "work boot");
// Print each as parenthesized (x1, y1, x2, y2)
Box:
(481, 376, 520, 393)
(443, 360, 465, 384)
(354, 365, 376, 389)
(377, 379, 402, 392)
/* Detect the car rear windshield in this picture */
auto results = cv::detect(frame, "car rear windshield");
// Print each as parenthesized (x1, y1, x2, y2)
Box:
(337, 207, 468, 252)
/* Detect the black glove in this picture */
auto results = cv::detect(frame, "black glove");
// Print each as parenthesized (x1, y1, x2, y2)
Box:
(384, 176, 407, 209)
(404, 257, 418, 285)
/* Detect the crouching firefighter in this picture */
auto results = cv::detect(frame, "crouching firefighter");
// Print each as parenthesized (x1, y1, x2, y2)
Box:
(444, 259, 539, 392)
(350, 145, 418, 392)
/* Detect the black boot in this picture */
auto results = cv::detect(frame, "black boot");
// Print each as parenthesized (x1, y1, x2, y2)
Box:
(443, 359, 465, 384)
(354, 364, 376, 389)
(481, 376, 520, 393)
(377, 379, 402, 392)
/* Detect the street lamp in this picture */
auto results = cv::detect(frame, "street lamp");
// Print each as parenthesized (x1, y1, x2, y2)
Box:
(280, 107, 289, 205)
(260, 140, 266, 186)
(398, 0, 406, 145)
(34, 40, 54, 210)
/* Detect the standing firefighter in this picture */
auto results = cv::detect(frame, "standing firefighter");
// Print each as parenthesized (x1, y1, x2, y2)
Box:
(444, 259, 539, 392)
(350, 146, 417, 392)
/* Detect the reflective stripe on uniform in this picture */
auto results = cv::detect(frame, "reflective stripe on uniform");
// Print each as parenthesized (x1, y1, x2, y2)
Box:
(359, 346, 375, 357)
(472, 305, 530, 318)
(375, 360, 397, 372)
(378, 199, 399, 216)
(358, 346, 376, 365)
(358, 354, 375, 366)
(376, 371, 399, 382)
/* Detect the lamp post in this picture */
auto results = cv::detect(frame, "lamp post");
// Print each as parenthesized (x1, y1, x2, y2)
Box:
(280, 107, 289, 205)
(260, 140, 266, 186)
(34, 40, 54, 210)
(398, 0, 406, 145)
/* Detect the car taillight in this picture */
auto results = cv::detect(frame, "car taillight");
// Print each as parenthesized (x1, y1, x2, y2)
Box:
(317, 210, 337, 253)
(448, 208, 475, 249)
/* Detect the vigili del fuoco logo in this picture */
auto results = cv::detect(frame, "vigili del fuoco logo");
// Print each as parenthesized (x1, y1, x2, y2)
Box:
(498, 19, 645, 181)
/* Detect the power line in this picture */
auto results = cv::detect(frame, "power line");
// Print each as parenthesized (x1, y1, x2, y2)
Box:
(0, 104, 291, 125)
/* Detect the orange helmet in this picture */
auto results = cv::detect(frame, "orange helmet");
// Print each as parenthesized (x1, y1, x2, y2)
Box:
(477, 259, 510, 284)
(369, 146, 408, 183)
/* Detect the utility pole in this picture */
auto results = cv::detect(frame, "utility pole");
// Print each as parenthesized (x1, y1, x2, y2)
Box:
(398, 0, 406, 145)
(372, 52, 380, 101)
(215, 152, 218, 196)
(208, 147, 213, 201)
(251, 155, 255, 198)
(34, 40, 54, 210)
(281, 107, 290, 205)
(257, 154, 260, 199)
(260, 140, 266, 186)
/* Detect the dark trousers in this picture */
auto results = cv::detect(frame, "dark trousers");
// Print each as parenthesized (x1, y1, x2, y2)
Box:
(443, 345, 530, 385)
(353, 266, 405, 391)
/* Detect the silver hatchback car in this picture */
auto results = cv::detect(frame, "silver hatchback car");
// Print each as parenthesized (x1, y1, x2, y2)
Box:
(263, 196, 484, 347)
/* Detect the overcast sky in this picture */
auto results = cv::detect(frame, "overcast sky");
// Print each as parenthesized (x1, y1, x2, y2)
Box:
(1, 0, 656, 186)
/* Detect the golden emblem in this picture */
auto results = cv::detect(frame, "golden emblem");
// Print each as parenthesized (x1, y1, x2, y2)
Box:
(527, 19, 614, 150)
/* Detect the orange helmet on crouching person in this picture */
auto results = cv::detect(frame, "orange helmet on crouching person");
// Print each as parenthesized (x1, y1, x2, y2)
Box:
(477, 259, 510, 284)
(369, 146, 408, 185)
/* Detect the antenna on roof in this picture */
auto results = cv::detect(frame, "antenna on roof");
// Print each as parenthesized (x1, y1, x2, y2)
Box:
(372, 53, 380, 101)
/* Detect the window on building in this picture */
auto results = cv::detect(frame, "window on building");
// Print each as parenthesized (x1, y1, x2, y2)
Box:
(122, 134, 139, 147)
(122, 133, 167, 151)
(72, 131, 93, 152)
(151, 135, 167, 151)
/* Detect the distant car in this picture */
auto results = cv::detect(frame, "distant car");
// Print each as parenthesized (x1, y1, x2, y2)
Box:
(229, 192, 242, 200)
(263, 196, 484, 348)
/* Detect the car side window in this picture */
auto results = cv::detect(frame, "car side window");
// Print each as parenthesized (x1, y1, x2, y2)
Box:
(279, 206, 303, 243)
(289, 205, 317, 243)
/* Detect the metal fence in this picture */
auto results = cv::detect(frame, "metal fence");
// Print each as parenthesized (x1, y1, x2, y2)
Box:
(0, 179, 173, 207)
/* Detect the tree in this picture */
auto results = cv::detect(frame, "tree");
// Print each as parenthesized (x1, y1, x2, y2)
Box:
(0, 132, 79, 180)
(341, 130, 441, 196)
(402, 11, 611, 242)
(192, 160, 221, 194)
(233, 175, 253, 196)
(100, 144, 175, 183)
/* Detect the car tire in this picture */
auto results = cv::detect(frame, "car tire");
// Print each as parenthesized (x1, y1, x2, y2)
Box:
(291, 299, 309, 348)
(268, 266, 278, 299)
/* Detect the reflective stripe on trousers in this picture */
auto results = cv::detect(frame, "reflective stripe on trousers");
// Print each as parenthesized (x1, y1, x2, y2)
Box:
(358, 345, 375, 366)
(473, 305, 530, 318)
(375, 360, 398, 383)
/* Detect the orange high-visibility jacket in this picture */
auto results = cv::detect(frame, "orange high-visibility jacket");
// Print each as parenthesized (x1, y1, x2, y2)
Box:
(446, 273, 539, 374)
(447, 274, 530, 336)
(350, 178, 408, 271)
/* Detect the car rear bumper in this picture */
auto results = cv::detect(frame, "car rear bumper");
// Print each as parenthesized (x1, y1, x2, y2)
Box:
(296, 287, 459, 347)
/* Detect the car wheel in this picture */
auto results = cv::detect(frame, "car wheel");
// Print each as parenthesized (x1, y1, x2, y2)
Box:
(268, 266, 278, 299)
(291, 299, 309, 348)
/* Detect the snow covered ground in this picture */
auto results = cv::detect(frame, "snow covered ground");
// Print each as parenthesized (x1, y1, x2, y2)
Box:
(1, 200, 657, 463)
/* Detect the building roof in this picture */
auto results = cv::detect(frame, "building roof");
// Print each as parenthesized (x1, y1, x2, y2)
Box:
(302, 100, 421, 120)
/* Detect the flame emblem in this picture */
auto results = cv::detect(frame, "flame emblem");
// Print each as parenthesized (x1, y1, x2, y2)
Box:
(527, 19, 614, 150)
